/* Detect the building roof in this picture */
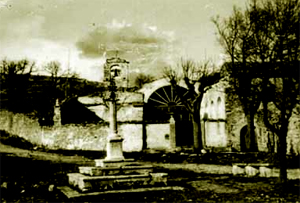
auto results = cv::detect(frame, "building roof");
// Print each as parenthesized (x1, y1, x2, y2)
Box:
(78, 91, 144, 105)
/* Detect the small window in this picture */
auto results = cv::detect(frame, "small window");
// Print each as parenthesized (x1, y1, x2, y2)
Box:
(165, 134, 169, 140)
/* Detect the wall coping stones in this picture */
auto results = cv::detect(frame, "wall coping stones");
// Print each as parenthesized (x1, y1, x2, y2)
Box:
(232, 163, 275, 177)
(232, 163, 274, 167)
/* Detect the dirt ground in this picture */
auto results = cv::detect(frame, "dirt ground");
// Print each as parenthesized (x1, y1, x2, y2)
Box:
(1, 143, 299, 179)
(1, 143, 300, 202)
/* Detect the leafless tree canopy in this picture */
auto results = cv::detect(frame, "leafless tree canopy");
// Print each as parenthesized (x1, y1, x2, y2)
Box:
(163, 58, 221, 150)
(43, 61, 80, 98)
(134, 73, 154, 89)
(213, 0, 300, 183)
(0, 59, 35, 81)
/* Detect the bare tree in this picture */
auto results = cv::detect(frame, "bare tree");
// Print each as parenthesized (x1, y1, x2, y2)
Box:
(40, 61, 79, 125)
(44, 61, 79, 98)
(214, 0, 299, 184)
(0, 59, 35, 129)
(164, 59, 221, 151)
(213, 6, 262, 152)
(134, 73, 154, 89)
(259, 0, 300, 185)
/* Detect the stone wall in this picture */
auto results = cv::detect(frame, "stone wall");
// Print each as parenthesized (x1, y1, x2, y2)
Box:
(226, 93, 300, 154)
(0, 110, 143, 152)
(0, 111, 42, 145)
(287, 111, 300, 154)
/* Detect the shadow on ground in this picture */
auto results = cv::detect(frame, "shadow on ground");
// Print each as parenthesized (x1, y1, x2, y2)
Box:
(1, 154, 299, 202)
(0, 131, 299, 202)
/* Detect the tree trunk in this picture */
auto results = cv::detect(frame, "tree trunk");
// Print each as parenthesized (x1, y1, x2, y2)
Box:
(278, 123, 288, 185)
(246, 112, 258, 152)
(8, 111, 14, 131)
(267, 132, 275, 153)
(7, 87, 14, 131)
(192, 117, 199, 150)
(192, 108, 203, 152)
(191, 94, 204, 152)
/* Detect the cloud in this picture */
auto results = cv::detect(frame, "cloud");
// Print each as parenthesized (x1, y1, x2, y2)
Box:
(0, 0, 10, 9)
(75, 20, 182, 80)
(76, 20, 177, 60)
(4, 15, 45, 40)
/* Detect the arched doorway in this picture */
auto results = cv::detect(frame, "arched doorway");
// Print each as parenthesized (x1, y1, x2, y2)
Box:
(240, 125, 258, 152)
(144, 85, 193, 147)
(240, 126, 249, 152)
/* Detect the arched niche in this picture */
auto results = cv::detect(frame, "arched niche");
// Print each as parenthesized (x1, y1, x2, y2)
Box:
(240, 125, 259, 152)
(210, 100, 216, 119)
(217, 96, 225, 119)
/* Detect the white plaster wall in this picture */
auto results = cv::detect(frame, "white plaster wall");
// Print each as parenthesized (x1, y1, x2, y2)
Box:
(117, 106, 143, 122)
(200, 84, 226, 120)
(205, 122, 227, 147)
(88, 105, 108, 120)
(120, 124, 143, 152)
(146, 124, 170, 150)
(218, 122, 227, 147)
(87, 105, 143, 122)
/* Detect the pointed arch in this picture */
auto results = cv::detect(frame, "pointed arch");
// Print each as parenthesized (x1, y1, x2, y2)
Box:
(210, 100, 216, 119)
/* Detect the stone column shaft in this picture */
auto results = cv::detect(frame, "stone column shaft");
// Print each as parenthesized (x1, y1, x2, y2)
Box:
(169, 115, 176, 149)
(109, 100, 118, 137)
(105, 92, 124, 161)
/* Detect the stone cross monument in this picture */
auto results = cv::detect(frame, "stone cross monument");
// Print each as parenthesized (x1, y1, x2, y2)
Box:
(95, 56, 131, 167)
(105, 78, 124, 161)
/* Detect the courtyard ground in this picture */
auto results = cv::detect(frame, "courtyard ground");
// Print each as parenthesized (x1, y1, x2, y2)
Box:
(0, 139, 300, 202)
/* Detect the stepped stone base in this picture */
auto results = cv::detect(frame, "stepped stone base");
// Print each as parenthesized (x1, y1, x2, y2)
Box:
(58, 185, 185, 199)
(79, 165, 154, 176)
(61, 157, 174, 198)
(68, 172, 168, 192)
(95, 158, 135, 167)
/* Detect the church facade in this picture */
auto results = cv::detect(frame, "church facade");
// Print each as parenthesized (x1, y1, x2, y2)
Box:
(78, 56, 299, 153)
(1, 57, 298, 154)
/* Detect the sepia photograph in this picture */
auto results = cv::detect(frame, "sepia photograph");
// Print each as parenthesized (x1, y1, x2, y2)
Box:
(0, 0, 299, 202)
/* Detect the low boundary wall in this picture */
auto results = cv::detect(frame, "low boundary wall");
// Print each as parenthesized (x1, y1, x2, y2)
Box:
(0, 111, 143, 152)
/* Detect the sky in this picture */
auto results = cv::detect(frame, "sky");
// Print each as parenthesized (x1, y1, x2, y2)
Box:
(0, 0, 247, 82)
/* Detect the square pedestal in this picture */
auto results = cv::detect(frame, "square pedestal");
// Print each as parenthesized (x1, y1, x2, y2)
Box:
(106, 136, 124, 162)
